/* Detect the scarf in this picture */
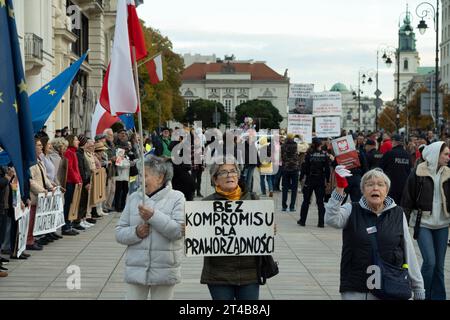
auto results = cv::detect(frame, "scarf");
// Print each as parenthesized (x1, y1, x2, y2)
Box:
(215, 185, 242, 200)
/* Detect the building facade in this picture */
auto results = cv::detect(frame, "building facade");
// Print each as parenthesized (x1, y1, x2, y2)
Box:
(441, 0, 450, 93)
(181, 58, 289, 128)
(330, 83, 376, 133)
(14, 0, 117, 137)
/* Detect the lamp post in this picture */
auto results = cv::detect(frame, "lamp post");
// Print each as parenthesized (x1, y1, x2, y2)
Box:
(375, 45, 396, 131)
(415, 0, 440, 137)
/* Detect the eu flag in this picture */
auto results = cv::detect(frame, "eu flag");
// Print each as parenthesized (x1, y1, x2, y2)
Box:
(30, 52, 87, 133)
(0, 0, 37, 200)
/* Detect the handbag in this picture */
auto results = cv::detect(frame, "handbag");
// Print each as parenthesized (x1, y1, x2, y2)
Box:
(257, 255, 279, 285)
(362, 211, 412, 300)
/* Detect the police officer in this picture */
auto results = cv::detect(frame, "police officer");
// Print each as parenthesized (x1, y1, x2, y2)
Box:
(365, 139, 382, 169)
(379, 133, 412, 205)
(298, 137, 330, 228)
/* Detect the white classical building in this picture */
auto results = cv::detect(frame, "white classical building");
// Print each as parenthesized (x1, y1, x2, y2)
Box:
(180, 58, 289, 128)
(329, 83, 377, 133)
(440, 0, 450, 93)
(13, 0, 117, 137)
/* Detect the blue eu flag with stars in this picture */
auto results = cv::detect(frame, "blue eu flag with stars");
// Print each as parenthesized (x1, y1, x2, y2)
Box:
(0, 0, 37, 200)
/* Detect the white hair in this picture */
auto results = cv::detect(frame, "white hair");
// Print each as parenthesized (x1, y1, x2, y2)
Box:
(360, 169, 391, 192)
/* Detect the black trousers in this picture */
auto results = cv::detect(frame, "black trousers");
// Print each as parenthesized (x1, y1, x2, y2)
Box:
(114, 181, 129, 212)
(300, 183, 326, 226)
(0, 213, 7, 249)
(191, 169, 203, 194)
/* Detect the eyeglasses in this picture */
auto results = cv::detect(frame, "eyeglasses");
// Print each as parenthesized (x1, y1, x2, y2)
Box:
(216, 169, 239, 178)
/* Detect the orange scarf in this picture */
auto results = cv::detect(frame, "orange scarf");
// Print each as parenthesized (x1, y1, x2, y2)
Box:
(215, 185, 242, 200)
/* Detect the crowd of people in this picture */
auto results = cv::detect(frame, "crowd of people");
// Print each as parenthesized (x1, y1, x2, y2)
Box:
(1, 123, 450, 301)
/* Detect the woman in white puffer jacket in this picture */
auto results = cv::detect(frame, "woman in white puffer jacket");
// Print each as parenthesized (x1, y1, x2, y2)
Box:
(116, 155, 185, 300)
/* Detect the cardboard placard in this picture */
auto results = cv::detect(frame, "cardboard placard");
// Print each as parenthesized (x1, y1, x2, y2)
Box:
(90, 168, 107, 206)
(185, 200, 275, 257)
(69, 184, 83, 221)
(331, 135, 360, 170)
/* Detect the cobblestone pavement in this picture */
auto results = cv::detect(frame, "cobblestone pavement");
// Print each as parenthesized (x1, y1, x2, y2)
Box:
(1, 172, 450, 300)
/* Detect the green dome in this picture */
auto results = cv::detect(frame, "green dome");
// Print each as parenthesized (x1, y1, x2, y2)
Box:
(330, 83, 349, 92)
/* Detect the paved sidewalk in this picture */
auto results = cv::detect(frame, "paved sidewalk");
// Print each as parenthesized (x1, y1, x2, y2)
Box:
(2, 173, 450, 299)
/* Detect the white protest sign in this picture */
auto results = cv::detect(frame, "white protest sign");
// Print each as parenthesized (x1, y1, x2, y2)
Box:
(287, 114, 313, 143)
(185, 200, 275, 257)
(17, 209, 30, 257)
(315, 117, 341, 138)
(312, 91, 342, 116)
(331, 135, 361, 169)
(289, 83, 314, 99)
(33, 190, 64, 236)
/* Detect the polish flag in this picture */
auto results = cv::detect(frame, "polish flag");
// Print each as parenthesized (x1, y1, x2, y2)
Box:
(91, 103, 121, 136)
(99, 0, 147, 116)
(145, 54, 163, 85)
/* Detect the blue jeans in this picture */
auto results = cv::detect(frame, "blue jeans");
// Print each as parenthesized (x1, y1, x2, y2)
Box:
(208, 284, 260, 300)
(282, 171, 299, 210)
(417, 227, 448, 300)
(242, 165, 256, 192)
(260, 175, 273, 195)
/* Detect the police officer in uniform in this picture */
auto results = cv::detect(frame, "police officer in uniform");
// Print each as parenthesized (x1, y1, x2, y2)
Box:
(298, 137, 330, 227)
(365, 139, 383, 169)
(379, 134, 412, 205)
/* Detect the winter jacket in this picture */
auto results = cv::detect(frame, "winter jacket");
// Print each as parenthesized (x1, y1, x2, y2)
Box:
(29, 160, 53, 205)
(325, 191, 425, 300)
(64, 146, 82, 184)
(115, 185, 185, 286)
(300, 148, 330, 184)
(366, 148, 383, 169)
(281, 139, 301, 172)
(401, 142, 450, 229)
(77, 149, 92, 185)
(200, 187, 260, 285)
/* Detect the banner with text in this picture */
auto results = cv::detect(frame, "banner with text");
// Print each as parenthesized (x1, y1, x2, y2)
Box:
(33, 190, 64, 236)
(331, 135, 361, 169)
(287, 114, 313, 143)
(289, 83, 314, 99)
(315, 116, 341, 138)
(312, 91, 342, 116)
(185, 200, 275, 257)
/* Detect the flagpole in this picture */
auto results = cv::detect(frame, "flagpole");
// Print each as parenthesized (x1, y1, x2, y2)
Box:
(131, 47, 147, 204)
(137, 51, 163, 68)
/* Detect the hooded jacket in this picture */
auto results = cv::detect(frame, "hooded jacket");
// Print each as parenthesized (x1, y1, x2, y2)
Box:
(401, 142, 450, 229)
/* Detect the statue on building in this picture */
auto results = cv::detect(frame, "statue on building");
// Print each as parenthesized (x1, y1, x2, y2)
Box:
(70, 82, 84, 135)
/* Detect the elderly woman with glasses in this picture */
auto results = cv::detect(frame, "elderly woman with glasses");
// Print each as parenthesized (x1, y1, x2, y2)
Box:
(116, 155, 185, 300)
(200, 156, 261, 300)
(325, 167, 425, 300)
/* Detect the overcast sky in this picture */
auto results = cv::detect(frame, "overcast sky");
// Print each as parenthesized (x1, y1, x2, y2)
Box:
(137, 0, 438, 101)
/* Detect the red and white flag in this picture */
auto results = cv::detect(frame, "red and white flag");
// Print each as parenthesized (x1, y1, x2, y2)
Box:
(145, 54, 163, 84)
(99, 0, 147, 116)
(91, 103, 121, 136)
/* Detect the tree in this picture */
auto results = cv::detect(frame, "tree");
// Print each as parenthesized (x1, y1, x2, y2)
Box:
(235, 100, 283, 129)
(184, 99, 229, 128)
(137, 23, 185, 131)
(378, 102, 397, 133)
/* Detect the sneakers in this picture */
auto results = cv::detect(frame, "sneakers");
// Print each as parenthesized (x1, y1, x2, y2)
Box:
(317, 224, 325, 228)
(85, 218, 97, 224)
(289, 208, 296, 212)
(282, 208, 287, 212)
(80, 221, 93, 229)
(26, 243, 43, 251)
(73, 224, 86, 231)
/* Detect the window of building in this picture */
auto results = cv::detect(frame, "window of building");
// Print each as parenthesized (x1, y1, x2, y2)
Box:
(225, 88, 233, 94)
(224, 99, 232, 113)
(68, 0, 89, 61)
(239, 99, 247, 105)
(185, 99, 193, 107)
(403, 59, 409, 71)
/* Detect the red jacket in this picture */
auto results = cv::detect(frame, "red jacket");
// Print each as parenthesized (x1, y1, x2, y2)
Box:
(380, 139, 392, 154)
(64, 146, 82, 184)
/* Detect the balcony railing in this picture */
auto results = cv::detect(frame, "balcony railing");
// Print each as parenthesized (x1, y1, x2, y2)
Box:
(25, 33, 43, 60)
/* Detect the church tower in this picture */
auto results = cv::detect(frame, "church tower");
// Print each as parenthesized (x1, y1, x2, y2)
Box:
(394, 6, 420, 99)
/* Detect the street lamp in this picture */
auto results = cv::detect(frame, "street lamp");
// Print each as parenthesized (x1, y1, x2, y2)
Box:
(377, 45, 396, 131)
(415, 1, 440, 136)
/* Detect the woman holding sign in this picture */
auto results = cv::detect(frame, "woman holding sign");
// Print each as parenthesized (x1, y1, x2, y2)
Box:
(116, 156, 185, 300)
(201, 156, 262, 300)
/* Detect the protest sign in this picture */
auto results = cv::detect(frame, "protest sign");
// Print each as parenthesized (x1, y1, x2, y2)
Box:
(287, 114, 313, 143)
(332, 135, 361, 169)
(312, 92, 342, 116)
(115, 148, 126, 166)
(33, 190, 64, 236)
(90, 168, 106, 206)
(289, 83, 314, 99)
(17, 208, 30, 257)
(185, 200, 275, 257)
(69, 184, 83, 221)
(315, 117, 341, 138)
